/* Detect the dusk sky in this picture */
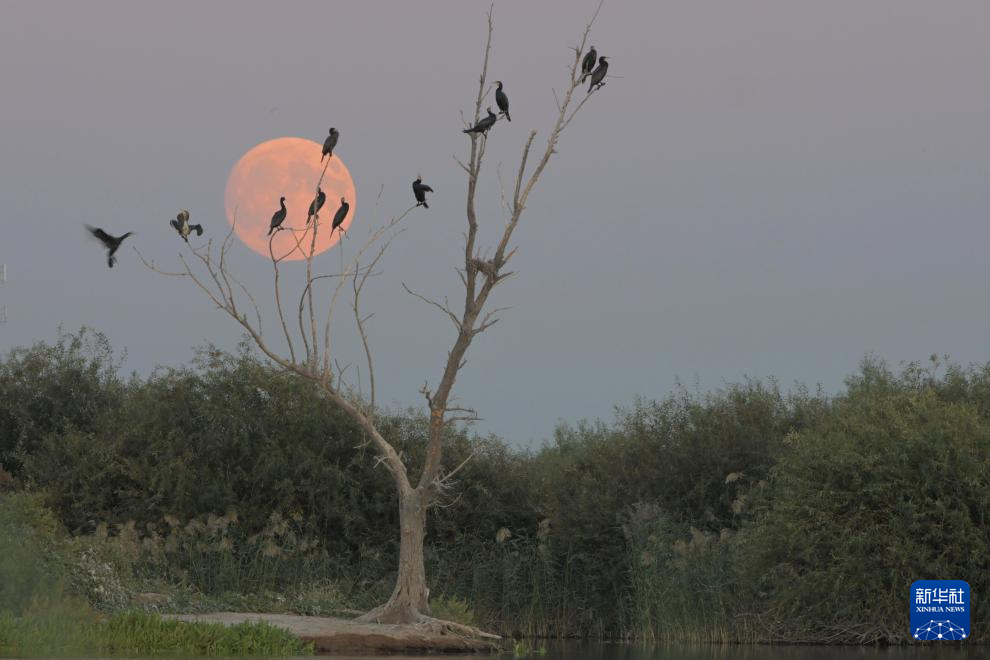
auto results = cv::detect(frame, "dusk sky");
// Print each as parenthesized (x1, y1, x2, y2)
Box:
(3, 1, 990, 446)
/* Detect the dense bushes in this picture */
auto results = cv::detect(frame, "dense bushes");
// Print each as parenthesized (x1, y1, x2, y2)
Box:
(2, 330, 988, 643)
(736, 359, 990, 643)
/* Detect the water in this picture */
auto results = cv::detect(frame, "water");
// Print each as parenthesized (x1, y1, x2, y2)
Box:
(237, 642, 981, 660)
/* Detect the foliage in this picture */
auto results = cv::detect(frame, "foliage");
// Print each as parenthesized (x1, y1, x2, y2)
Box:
(0, 327, 123, 476)
(3, 332, 990, 643)
(0, 606, 313, 657)
(737, 357, 990, 643)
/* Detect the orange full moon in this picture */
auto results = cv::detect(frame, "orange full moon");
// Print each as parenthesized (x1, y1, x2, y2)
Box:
(224, 137, 357, 261)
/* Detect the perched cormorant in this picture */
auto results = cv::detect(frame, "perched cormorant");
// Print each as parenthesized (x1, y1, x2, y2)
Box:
(85, 225, 133, 268)
(463, 108, 497, 135)
(169, 209, 203, 243)
(412, 175, 433, 209)
(495, 81, 511, 122)
(307, 187, 326, 225)
(321, 128, 339, 162)
(581, 46, 597, 81)
(330, 197, 349, 237)
(588, 56, 608, 92)
(268, 197, 287, 236)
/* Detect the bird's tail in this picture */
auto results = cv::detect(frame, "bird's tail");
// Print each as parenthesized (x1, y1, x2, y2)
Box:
(423, 201, 429, 209)
(268, 226, 275, 236)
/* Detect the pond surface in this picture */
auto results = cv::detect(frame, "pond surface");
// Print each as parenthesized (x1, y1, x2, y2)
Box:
(223, 641, 980, 660)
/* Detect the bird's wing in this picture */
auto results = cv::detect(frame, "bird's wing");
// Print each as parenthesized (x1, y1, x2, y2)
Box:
(192, 224, 204, 236)
(170, 219, 181, 233)
(422, 185, 434, 192)
(86, 225, 113, 244)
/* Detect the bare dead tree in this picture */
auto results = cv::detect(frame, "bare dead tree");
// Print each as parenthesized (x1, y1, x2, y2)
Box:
(139, 2, 606, 633)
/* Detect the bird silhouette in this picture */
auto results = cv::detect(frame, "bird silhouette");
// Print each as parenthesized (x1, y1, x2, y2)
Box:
(463, 108, 497, 135)
(581, 46, 597, 81)
(169, 209, 203, 243)
(413, 175, 433, 209)
(307, 187, 326, 225)
(85, 225, 133, 268)
(495, 81, 511, 122)
(321, 128, 339, 162)
(329, 197, 349, 239)
(588, 56, 608, 92)
(268, 197, 287, 236)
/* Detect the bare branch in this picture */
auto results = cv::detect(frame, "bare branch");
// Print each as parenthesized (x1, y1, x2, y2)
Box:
(402, 283, 462, 331)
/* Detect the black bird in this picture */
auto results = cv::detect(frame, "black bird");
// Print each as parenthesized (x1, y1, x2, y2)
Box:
(588, 56, 608, 92)
(330, 197, 349, 237)
(321, 128, 339, 162)
(581, 46, 597, 81)
(307, 187, 326, 225)
(412, 175, 433, 209)
(463, 107, 497, 135)
(169, 209, 203, 243)
(85, 225, 133, 268)
(495, 81, 511, 122)
(268, 197, 287, 236)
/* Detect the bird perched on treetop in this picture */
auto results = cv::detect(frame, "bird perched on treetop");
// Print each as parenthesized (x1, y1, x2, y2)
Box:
(307, 187, 326, 225)
(85, 225, 133, 268)
(581, 46, 597, 81)
(495, 81, 511, 122)
(463, 108, 497, 135)
(169, 209, 203, 243)
(588, 56, 608, 92)
(268, 197, 287, 236)
(321, 128, 339, 162)
(330, 197, 349, 238)
(413, 175, 433, 209)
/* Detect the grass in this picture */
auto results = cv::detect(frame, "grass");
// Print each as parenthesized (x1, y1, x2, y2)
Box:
(0, 602, 313, 657)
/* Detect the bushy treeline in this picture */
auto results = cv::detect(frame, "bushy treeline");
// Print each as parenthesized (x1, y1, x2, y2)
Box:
(1, 329, 987, 643)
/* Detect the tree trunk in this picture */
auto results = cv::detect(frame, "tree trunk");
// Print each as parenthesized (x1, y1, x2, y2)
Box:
(357, 487, 430, 624)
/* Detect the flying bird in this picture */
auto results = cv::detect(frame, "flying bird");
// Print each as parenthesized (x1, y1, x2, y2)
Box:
(268, 197, 287, 236)
(321, 128, 339, 162)
(463, 108, 497, 135)
(495, 81, 511, 122)
(169, 209, 203, 243)
(581, 46, 597, 81)
(329, 197, 349, 238)
(412, 175, 433, 209)
(588, 56, 608, 93)
(307, 187, 326, 224)
(85, 225, 133, 268)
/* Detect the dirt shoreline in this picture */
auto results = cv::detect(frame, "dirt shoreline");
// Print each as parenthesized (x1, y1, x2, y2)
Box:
(165, 612, 500, 655)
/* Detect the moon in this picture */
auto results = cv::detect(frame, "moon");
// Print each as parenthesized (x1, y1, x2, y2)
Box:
(223, 137, 357, 261)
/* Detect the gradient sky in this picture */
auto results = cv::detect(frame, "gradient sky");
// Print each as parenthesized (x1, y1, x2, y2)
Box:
(3, 1, 990, 446)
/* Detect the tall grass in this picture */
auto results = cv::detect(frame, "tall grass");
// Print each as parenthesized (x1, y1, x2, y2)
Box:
(0, 605, 313, 657)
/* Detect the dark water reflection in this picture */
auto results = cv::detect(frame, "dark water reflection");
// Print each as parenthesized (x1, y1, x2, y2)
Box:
(101, 642, 983, 660)
(256, 641, 982, 660)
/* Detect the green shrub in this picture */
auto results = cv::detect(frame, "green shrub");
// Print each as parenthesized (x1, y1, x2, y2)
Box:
(0, 607, 312, 657)
(738, 358, 990, 643)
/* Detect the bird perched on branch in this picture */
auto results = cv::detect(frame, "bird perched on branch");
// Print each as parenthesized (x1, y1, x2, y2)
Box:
(495, 81, 511, 122)
(463, 108, 497, 135)
(413, 175, 433, 209)
(268, 197, 287, 236)
(169, 209, 203, 243)
(588, 56, 608, 92)
(321, 128, 339, 162)
(581, 46, 597, 81)
(85, 225, 133, 268)
(307, 187, 326, 224)
(330, 197, 349, 238)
